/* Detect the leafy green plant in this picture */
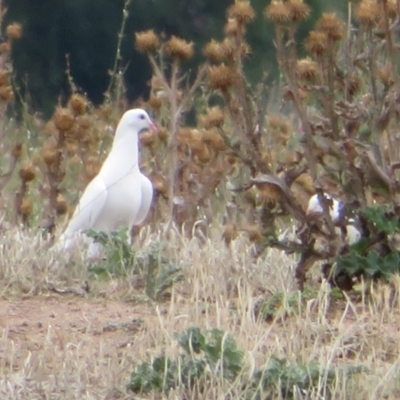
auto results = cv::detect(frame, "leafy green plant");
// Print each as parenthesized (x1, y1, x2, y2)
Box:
(87, 232, 183, 299)
(128, 327, 364, 398)
(248, 358, 365, 400)
(255, 289, 318, 322)
(87, 228, 134, 275)
(254, 292, 299, 322)
(128, 327, 244, 394)
(140, 243, 184, 301)
(177, 327, 244, 380)
(247, 356, 336, 400)
(325, 206, 400, 290)
(337, 251, 400, 280)
(128, 355, 177, 394)
(362, 206, 400, 235)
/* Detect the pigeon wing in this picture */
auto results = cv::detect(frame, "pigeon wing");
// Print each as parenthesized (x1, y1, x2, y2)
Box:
(133, 174, 153, 226)
(60, 176, 108, 248)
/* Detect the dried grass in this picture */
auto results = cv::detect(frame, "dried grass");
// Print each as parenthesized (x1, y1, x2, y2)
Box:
(0, 226, 399, 399)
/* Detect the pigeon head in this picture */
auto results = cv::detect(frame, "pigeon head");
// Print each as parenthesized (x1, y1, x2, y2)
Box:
(114, 108, 156, 142)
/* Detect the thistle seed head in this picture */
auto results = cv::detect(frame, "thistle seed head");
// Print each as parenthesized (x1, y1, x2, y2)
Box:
(203, 39, 225, 62)
(0, 69, 9, 86)
(194, 143, 211, 164)
(6, 23, 22, 40)
(202, 129, 226, 151)
(355, 0, 380, 26)
(54, 108, 75, 132)
(19, 165, 36, 182)
(386, 0, 398, 19)
(0, 42, 11, 54)
(135, 30, 160, 53)
(69, 94, 87, 116)
(264, 1, 290, 23)
(227, 2, 255, 25)
(157, 127, 168, 142)
(296, 57, 318, 80)
(200, 106, 225, 129)
(140, 129, 157, 147)
(316, 13, 344, 41)
(76, 115, 91, 131)
(148, 94, 162, 109)
(207, 64, 237, 91)
(0, 86, 14, 102)
(287, 0, 310, 22)
(65, 141, 78, 155)
(224, 18, 242, 36)
(165, 36, 193, 61)
(55, 194, 68, 215)
(187, 129, 204, 151)
(304, 30, 329, 56)
(378, 63, 395, 88)
(41, 146, 59, 167)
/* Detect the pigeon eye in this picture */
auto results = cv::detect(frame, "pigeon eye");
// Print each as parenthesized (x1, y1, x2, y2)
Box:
(139, 114, 145, 120)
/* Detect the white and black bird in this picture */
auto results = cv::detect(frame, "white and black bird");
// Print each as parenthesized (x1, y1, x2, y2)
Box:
(306, 193, 342, 223)
(306, 193, 361, 245)
(59, 108, 156, 257)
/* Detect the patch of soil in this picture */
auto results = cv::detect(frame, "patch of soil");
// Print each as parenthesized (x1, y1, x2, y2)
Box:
(0, 295, 155, 370)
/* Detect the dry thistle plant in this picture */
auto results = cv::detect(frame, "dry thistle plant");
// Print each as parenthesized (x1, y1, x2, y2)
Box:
(133, 0, 400, 291)
(135, 29, 229, 232)
(0, 16, 26, 222)
(134, 2, 308, 241)
(200, 2, 311, 254)
(256, 0, 400, 290)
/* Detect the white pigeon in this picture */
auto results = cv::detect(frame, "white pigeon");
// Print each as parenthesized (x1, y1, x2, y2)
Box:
(306, 193, 361, 245)
(59, 108, 155, 257)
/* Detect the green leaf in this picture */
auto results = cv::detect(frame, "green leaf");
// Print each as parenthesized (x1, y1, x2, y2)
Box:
(86, 228, 135, 275)
(128, 361, 162, 393)
(362, 207, 400, 234)
(178, 327, 206, 354)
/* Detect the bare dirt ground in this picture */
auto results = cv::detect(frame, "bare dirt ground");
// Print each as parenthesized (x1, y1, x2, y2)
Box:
(0, 295, 151, 359)
(0, 294, 161, 399)
(1, 291, 400, 399)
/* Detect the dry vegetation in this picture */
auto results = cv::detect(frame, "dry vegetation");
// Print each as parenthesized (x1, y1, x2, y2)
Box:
(1, 227, 400, 399)
(1, 0, 400, 398)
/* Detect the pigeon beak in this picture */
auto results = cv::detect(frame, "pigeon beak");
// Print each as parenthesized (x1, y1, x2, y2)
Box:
(149, 121, 157, 131)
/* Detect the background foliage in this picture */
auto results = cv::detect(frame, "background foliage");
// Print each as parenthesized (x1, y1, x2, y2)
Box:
(4, 0, 326, 117)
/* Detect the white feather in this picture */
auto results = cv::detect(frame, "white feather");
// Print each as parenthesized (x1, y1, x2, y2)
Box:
(134, 174, 153, 225)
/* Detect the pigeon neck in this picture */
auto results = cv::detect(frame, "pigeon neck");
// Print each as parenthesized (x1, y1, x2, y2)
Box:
(102, 134, 140, 178)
